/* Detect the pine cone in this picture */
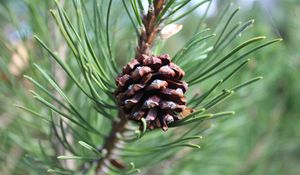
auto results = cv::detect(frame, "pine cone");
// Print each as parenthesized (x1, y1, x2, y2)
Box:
(115, 54, 188, 131)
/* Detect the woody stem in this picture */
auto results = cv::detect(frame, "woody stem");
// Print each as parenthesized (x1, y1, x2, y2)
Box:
(95, 112, 127, 175)
(95, 0, 165, 174)
(136, 0, 165, 57)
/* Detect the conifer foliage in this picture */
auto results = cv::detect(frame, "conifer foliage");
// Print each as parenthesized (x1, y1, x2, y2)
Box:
(0, 0, 281, 174)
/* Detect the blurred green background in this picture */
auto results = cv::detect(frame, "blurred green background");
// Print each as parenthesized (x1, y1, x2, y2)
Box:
(0, 0, 299, 175)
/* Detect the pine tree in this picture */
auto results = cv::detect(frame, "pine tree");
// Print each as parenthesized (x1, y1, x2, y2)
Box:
(0, 0, 281, 174)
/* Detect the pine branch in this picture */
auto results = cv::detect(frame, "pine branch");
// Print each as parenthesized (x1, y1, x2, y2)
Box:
(136, 0, 165, 56)
(1, 1, 282, 174)
(95, 0, 166, 174)
(95, 111, 128, 175)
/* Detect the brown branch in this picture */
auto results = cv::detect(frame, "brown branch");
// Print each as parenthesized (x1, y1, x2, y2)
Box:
(95, 112, 128, 175)
(136, 0, 165, 56)
(95, 1, 166, 174)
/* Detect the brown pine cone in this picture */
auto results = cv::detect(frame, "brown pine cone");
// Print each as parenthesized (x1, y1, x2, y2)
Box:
(115, 54, 188, 131)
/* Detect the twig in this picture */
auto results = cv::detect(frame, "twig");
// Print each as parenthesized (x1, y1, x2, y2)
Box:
(136, 0, 165, 56)
(95, 1, 166, 174)
(95, 112, 128, 175)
